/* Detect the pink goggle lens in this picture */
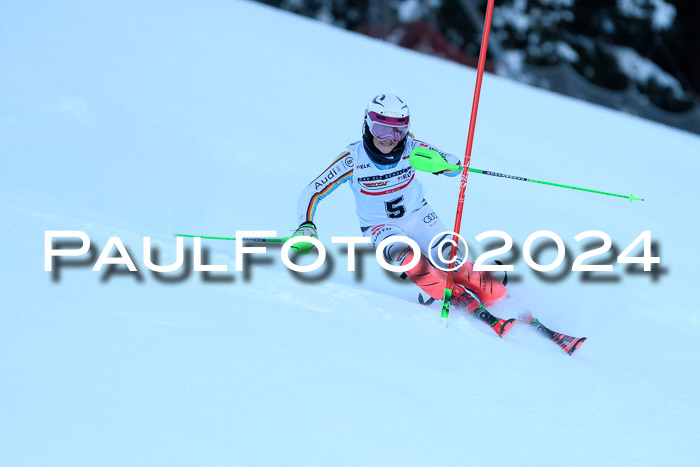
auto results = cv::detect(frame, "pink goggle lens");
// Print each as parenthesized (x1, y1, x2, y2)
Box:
(367, 112, 409, 142)
(370, 122, 408, 142)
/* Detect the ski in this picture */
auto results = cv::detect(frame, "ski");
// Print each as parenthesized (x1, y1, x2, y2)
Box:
(424, 291, 581, 348)
(519, 312, 587, 356)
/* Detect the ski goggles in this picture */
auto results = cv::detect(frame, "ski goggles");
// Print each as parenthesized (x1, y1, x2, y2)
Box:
(367, 111, 410, 142)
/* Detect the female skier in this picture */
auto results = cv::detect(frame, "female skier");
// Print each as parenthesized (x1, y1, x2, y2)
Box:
(293, 93, 513, 336)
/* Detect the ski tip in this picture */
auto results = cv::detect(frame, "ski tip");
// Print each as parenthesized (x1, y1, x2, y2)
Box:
(494, 318, 517, 338)
(565, 337, 587, 356)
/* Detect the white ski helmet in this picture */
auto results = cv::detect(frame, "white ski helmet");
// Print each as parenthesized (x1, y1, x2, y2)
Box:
(364, 93, 411, 142)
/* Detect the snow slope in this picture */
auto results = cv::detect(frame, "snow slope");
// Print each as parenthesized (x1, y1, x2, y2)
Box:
(2, 0, 699, 465)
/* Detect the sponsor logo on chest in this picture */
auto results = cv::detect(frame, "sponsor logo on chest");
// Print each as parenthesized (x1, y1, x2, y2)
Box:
(355, 164, 415, 195)
(357, 166, 413, 184)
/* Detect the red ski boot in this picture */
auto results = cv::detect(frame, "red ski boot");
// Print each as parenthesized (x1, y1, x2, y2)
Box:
(452, 289, 516, 338)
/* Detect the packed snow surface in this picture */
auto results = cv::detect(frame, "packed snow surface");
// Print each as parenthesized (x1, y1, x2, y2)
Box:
(2, 1, 699, 466)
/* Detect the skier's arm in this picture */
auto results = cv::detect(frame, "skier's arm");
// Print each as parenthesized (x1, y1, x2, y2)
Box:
(410, 139, 461, 177)
(438, 152, 462, 177)
(296, 151, 354, 225)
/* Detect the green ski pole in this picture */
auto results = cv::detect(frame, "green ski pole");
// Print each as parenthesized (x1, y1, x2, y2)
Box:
(468, 168, 644, 202)
(172, 233, 292, 242)
(171, 232, 316, 254)
(409, 147, 644, 203)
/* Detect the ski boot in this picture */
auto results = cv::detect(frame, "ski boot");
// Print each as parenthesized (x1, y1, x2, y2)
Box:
(453, 289, 516, 338)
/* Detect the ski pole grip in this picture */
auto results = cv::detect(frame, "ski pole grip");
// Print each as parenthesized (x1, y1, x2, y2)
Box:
(409, 147, 462, 173)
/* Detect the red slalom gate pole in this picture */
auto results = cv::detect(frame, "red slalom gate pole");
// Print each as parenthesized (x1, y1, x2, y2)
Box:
(441, 0, 496, 320)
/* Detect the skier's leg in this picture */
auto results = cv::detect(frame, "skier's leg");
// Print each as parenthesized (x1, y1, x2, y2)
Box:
(364, 224, 449, 299)
(397, 248, 450, 299)
(407, 203, 506, 306)
(363, 220, 472, 302)
(453, 261, 506, 306)
(402, 203, 458, 271)
(363, 222, 514, 336)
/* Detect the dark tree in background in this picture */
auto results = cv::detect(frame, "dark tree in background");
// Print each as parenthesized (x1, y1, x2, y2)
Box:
(492, 0, 696, 111)
(258, 0, 384, 28)
(257, 0, 699, 115)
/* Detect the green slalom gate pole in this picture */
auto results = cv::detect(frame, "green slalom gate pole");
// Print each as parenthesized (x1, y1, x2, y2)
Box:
(409, 147, 645, 203)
